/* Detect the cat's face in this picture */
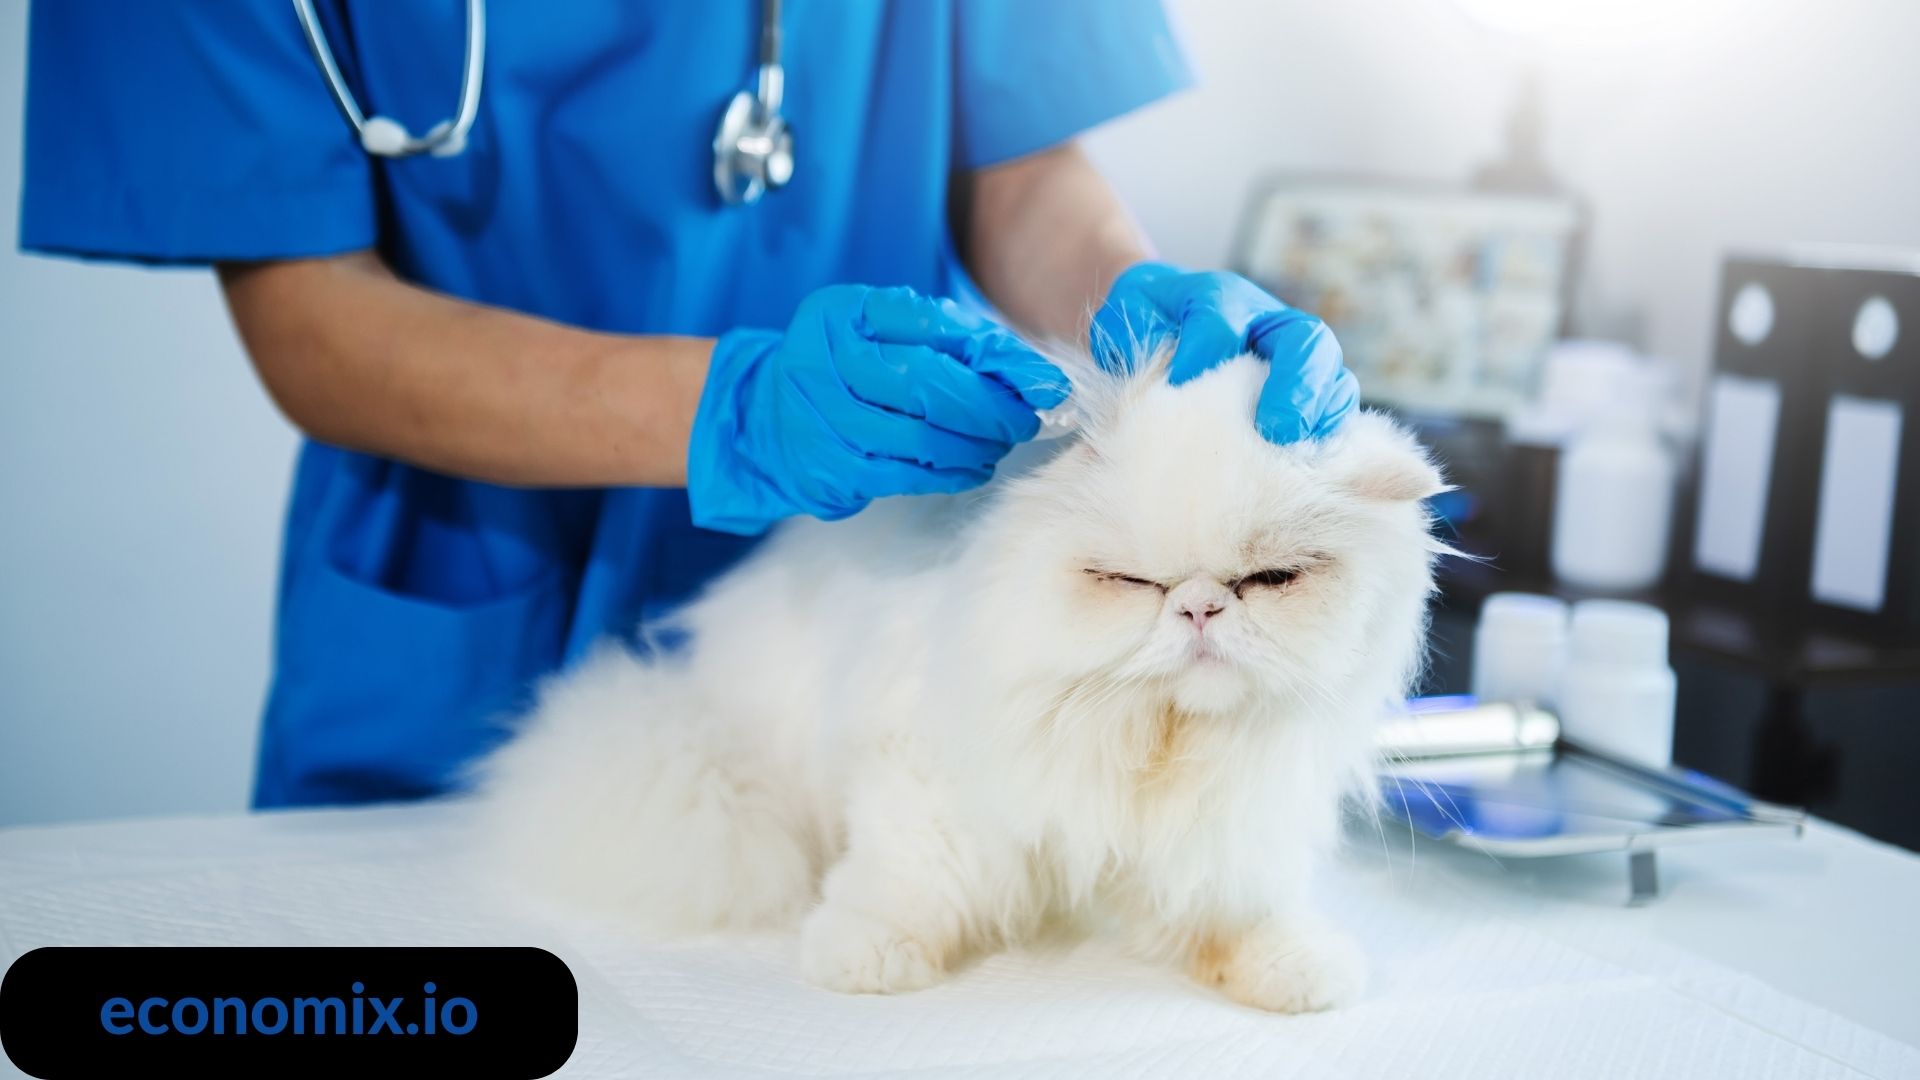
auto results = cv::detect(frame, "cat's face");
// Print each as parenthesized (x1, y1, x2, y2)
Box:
(978, 355, 1442, 720)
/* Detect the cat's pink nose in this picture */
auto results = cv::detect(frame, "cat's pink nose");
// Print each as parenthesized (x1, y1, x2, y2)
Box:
(1180, 600, 1224, 632)
(1169, 578, 1230, 633)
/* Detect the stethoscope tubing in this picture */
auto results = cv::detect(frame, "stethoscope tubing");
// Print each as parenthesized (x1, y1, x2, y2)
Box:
(291, 0, 485, 159)
(293, 0, 788, 203)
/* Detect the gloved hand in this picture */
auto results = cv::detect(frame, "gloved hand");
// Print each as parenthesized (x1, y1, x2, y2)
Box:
(689, 284, 1068, 535)
(1090, 261, 1359, 444)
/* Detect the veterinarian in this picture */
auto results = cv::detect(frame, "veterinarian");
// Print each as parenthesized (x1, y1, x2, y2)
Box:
(20, 1, 1357, 808)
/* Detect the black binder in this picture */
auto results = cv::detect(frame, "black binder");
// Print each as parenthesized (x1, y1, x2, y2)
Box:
(1801, 255, 1920, 639)
(1674, 252, 1920, 643)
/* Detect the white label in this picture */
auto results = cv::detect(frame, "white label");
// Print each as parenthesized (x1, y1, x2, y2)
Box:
(1693, 374, 1781, 582)
(1810, 396, 1904, 612)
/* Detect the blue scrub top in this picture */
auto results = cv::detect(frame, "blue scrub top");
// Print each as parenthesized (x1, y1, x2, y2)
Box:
(21, 1, 1192, 809)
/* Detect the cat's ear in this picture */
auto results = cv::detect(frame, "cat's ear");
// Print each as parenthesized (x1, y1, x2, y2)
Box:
(1325, 412, 1449, 503)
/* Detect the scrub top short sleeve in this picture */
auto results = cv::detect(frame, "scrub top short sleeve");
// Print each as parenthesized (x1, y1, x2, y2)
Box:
(953, 0, 1195, 171)
(20, 2, 376, 264)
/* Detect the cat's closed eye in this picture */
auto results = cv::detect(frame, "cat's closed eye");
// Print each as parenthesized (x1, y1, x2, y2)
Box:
(1082, 568, 1168, 592)
(1230, 565, 1314, 596)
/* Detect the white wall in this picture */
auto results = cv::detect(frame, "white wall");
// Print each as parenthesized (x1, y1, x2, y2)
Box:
(0, 4, 298, 825)
(4, 0, 1917, 825)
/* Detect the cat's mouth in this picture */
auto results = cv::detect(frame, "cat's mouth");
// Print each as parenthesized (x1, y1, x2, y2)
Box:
(1189, 640, 1229, 667)
(1170, 646, 1253, 714)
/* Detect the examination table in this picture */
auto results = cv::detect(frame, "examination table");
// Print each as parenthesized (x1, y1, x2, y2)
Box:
(3, 802, 1916, 1078)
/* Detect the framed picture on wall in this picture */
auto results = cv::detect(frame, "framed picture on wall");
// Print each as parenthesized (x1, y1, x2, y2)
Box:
(1232, 176, 1585, 418)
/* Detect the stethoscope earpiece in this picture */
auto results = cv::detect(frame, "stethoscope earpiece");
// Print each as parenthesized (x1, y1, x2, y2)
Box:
(294, 0, 484, 159)
(357, 116, 411, 158)
(425, 120, 467, 158)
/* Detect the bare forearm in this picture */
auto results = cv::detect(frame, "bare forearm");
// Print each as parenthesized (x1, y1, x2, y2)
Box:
(217, 251, 708, 488)
(957, 142, 1153, 346)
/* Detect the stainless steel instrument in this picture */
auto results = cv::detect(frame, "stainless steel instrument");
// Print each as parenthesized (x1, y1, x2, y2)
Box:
(1377, 696, 1806, 904)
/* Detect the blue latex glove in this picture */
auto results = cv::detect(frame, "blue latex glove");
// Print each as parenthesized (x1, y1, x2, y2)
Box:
(689, 284, 1068, 535)
(1091, 261, 1360, 444)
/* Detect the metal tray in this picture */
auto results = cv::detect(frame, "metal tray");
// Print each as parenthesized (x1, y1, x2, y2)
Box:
(1376, 696, 1807, 904)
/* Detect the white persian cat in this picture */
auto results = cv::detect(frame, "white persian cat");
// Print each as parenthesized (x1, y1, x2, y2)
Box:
(476, 349, 1445, 1013)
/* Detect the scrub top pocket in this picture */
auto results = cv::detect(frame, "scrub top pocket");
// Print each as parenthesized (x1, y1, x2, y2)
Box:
(257, 555, 574, 808)
(252, 447, 590, 809)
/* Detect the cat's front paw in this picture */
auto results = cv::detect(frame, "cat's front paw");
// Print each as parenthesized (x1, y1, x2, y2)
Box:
(1193, 921, 1367, 1014)
(800, 902, 947, 994)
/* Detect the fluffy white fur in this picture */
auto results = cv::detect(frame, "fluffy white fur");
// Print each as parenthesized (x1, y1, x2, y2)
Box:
(475, 351, 1445, 1012)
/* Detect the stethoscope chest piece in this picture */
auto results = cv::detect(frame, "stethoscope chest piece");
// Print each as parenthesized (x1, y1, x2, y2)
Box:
(713, 0, 792, 206)
(713, 81, 794, 206)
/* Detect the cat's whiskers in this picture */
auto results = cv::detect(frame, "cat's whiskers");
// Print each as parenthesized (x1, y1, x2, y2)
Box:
(1042, 668, 1158, 750)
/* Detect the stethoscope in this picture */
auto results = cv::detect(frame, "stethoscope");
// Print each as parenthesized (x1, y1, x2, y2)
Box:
(291, 0, 793, 205)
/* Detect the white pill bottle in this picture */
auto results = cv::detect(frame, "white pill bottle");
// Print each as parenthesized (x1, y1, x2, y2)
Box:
(1557, 600, 1678, 768)
(1471, 592, 1570, 708)
(1551, 407, 1677, 592)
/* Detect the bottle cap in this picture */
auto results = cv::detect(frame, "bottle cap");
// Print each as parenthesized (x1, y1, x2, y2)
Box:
(1504, 407, 1579, 449)
(1569, 600, 1669, 667)
(1472, 593, 1570, 705)
(1480, 592, 1569, 636)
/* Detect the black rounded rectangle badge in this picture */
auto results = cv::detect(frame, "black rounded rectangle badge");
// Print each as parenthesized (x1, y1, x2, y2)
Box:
(1, 946, 576, 1079)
